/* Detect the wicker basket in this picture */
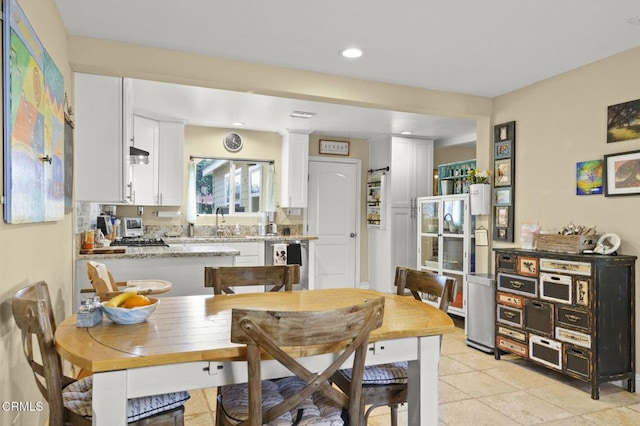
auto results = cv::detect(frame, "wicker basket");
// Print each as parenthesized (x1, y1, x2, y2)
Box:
(536, 234, 599, 254)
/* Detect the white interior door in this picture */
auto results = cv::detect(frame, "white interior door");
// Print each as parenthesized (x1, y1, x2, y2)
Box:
(308, 159, 359, 289)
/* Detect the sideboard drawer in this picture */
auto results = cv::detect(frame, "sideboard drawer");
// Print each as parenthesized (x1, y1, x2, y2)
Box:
(496, 253, 517, 273)
(497, 336, 527, 357)
(497, 292, 524, 308)
(524, 299, 553, 336)
(529, 334, 562, 370)
(564, 345, 592, 380)
(497, 304, 523, 328)
(497, 325, 527, 343)
(557, 306, 591, 332)
(497, 273, 537, 297)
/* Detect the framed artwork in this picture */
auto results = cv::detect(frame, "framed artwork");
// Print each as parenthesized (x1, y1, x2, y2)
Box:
(64, 115, 74, 213)
(319, 139, 350, 156)
(492, 121, 515, 241)
(576, 160, 603, 195)
(516, 256, 539, 277)
(607, 99, 640, 143)
(603, 149, 640, 196)
(495, 206, 509, 227)
(494, 187, 512, 206)
(494, 159, 512, 186)
(495, 140, 512, 159)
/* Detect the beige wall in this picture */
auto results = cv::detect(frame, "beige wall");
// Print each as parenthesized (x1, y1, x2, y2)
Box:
(491, 46, 640, 354)
(0, 1, 73, 425)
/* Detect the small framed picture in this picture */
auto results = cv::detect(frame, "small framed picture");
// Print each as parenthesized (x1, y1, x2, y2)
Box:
(495, 140, 512, 159)
(495, 121, 515, 141)
(497, 228, 507, 240)
(494, 187, 512, 206)
(494, 159, 512, 186)
(495, 206, 509, 228)
(516, 256, 539, 277)
(603, 150, 640, 196)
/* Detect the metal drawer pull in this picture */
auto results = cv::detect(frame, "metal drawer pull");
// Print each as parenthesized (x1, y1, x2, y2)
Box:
(569, 348, 585, 355)
(511, 281, 524, 288)
(532, 301, 544, 308)
(565, 314, 581, 322)
(504, 311, 515, 319)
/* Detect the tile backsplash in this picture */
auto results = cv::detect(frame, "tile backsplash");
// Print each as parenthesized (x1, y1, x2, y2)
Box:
(75, 202, 100, 234)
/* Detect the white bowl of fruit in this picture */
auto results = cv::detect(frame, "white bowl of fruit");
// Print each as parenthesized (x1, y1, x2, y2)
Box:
(100, 293, 159, 325)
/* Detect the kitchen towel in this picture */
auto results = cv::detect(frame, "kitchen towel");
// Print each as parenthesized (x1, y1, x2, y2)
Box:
(273, 243, 288, 265)
(287, 243, 302, 266)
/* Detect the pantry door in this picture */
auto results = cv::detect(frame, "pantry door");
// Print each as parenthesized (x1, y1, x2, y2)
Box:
(307, 158, 360, 289)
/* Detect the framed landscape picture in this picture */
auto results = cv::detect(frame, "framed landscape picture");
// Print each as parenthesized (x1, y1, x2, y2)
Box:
(604, 150, 640, 196)
(607, 99, 640, 143)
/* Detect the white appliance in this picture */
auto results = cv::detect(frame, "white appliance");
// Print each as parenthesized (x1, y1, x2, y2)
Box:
(118, 217, 143, 238)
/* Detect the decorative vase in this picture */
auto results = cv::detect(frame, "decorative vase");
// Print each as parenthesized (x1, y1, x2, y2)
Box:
(469, 184, 491, 215)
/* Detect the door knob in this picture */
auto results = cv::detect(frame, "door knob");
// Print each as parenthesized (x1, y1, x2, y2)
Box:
(350, 233, 357, 238)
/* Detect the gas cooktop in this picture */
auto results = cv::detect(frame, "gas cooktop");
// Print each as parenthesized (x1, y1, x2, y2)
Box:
(111, 238, 169, 247)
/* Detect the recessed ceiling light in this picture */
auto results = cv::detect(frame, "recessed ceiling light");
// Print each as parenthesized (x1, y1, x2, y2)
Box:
(290, 111, 317, 119)
(232, 122, 245, 126)
(340, 47, 363, 59)
(400, 131, 413, 135)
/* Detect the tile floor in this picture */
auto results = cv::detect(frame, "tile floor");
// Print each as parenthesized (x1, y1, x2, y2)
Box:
(183, 317, 640, 425)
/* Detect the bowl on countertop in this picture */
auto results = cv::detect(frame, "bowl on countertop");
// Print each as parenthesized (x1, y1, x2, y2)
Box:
(101, 298, 159, 324)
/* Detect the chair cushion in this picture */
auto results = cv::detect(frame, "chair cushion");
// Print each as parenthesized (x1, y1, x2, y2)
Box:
(340, 361, 408, 385)
(62, 376, 190, 422)
(220, 376, 345, 425)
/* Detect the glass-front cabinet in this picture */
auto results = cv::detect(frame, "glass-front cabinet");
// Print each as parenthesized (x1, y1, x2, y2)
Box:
(417, 194, 474, 317)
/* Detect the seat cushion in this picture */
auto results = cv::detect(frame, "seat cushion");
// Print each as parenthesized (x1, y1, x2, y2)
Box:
(340, 361, 408, 385)
(62, 376, 190, 422)
(219, 376, 345, 425)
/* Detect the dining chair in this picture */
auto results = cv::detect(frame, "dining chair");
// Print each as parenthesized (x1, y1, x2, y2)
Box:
(331, 267, 456, 426)
(11, 281, 189, 425)
(204, 264, 300, 295)
(215, 296, 385, 426)
(83, 261, 131, 301)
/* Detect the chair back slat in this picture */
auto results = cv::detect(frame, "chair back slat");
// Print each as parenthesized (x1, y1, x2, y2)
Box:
(394, 267, 456, 312)
(204, 265, 299, 295)
(12, 281, 67, 426)
(230, 296, 385, 426)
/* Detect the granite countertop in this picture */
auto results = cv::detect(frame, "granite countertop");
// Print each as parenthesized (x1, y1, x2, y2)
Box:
(76, 235, 316, 260)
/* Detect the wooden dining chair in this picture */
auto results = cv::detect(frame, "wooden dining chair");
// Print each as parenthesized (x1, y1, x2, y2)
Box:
(11, 281, 189, 425)
(83, 261, 131, 301)
(331, 267, 456, 426)
(215, 296, 385, 426)
(204, 264, 300, 295)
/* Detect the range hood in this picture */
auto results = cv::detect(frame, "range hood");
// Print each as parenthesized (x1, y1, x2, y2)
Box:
(130, 146, 150, 165)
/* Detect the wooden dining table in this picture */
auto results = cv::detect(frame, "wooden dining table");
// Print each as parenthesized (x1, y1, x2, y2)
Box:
(55, 288, 454, 425)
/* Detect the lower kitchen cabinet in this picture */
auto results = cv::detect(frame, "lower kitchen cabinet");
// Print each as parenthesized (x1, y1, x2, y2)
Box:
(494, 248, 636, 399)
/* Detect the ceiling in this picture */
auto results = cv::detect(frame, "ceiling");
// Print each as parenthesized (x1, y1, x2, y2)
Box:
(55, 0, 640, 143)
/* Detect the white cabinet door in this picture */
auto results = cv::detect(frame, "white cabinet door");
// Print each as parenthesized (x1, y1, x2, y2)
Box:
(131, 115, 159, 205)
(281, 132, 309, 208)
(389, 137, 415, 209)
(158, 122, 184, 206)
(75, 73, 130, 202)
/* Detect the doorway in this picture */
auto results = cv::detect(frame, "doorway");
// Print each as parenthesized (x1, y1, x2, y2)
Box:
(307, 157, 361, 289)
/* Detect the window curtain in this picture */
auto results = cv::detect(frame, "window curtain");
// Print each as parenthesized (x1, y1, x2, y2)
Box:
(187, 160, 197, 224)
(264, 163, 276, 212)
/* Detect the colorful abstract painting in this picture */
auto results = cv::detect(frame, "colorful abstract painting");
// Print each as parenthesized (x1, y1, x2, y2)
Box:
(3, 0, 64, 223)
(576, 160, 603, 195)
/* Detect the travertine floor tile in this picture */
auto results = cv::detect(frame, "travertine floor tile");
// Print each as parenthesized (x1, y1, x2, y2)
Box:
(439, 355, 476, 375)
(482, 363, 559, 390)
(184, 389, 213, 415)
(440, 370, 517, 397)
(479, 389, 573, 424)
(440, 399, 515, 426)
(447, 349, 505, 370)
(439, 378, 472, 404)
(184, 411, 216, 426)
(582, 406, 640, 425)
(527, 382, 631, 416)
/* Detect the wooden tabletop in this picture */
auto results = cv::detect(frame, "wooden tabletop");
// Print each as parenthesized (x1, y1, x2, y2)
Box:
(55, 288, 454, 373)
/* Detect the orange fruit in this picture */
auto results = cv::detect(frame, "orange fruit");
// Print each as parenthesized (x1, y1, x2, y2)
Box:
(122, 294, 152, 308)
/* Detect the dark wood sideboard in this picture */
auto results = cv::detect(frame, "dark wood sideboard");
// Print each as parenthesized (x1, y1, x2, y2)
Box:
(493, 248, 636, 399)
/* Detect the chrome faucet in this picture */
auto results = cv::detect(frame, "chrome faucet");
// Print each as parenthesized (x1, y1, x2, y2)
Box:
(215, 207, 226, 236)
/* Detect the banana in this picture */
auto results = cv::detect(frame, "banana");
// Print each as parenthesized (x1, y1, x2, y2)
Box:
(104, 292, 137, 307)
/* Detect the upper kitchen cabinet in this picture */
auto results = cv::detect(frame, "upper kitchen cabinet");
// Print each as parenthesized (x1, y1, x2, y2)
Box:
(74, 73, 133, 203)
(280, 131, 309, 208)
(130, 115, 184, 206)
(388, 137, 434, 208)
